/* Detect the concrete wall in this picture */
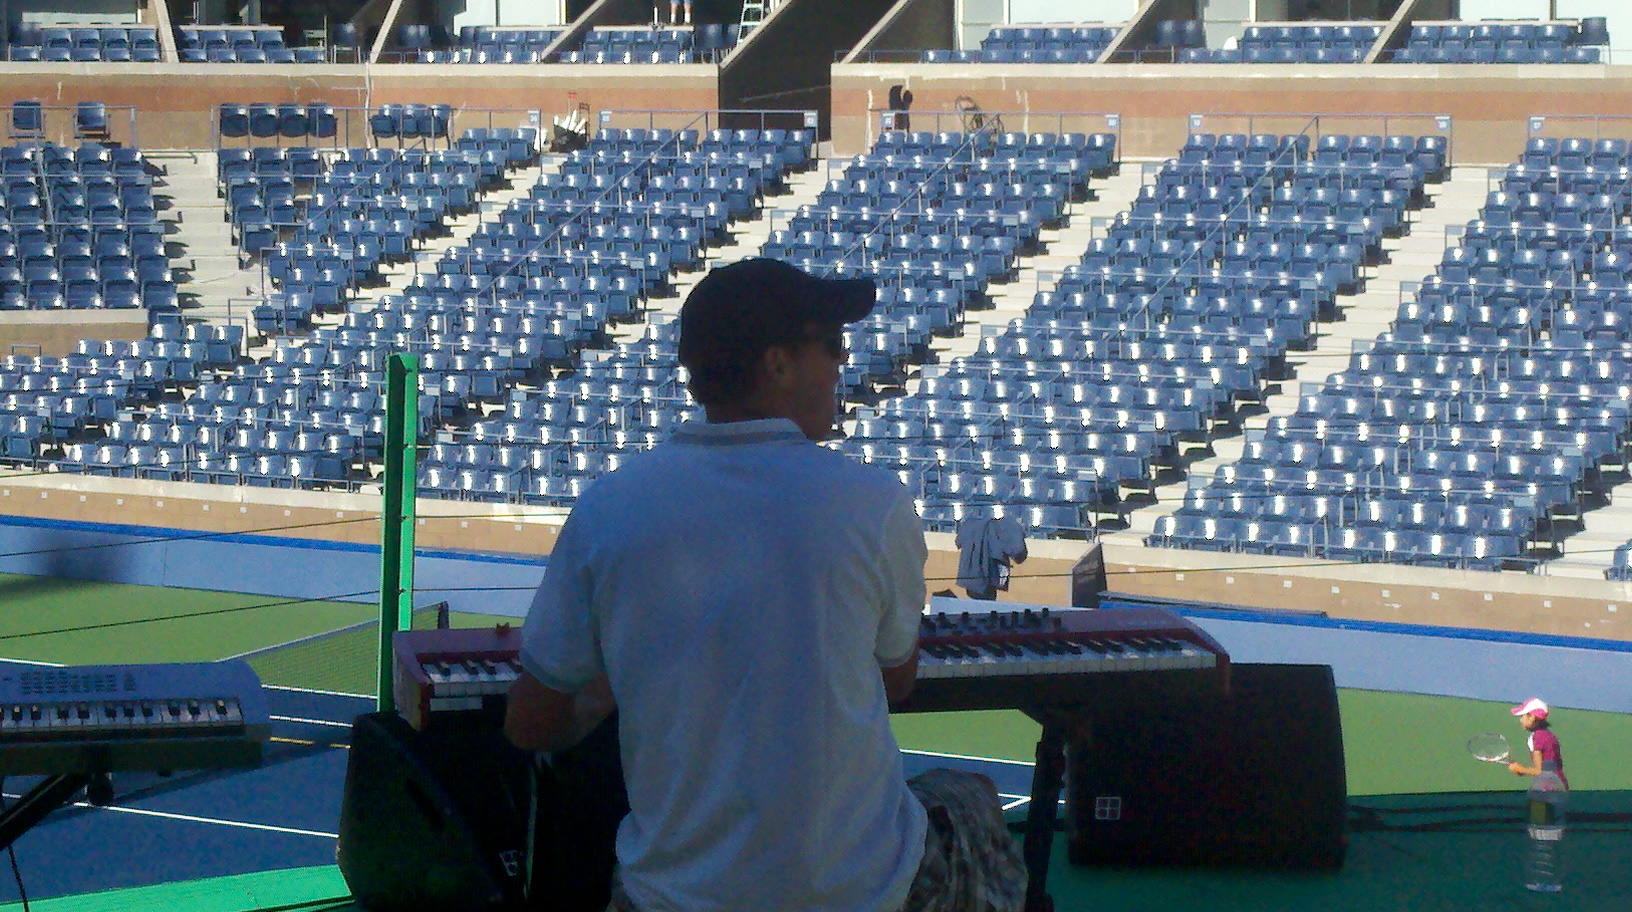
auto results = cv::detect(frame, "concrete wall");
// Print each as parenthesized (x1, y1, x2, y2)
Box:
(9, 0, 141, 23)
(830, 63, 1632, 162)
(1163, 600, 1632, 713)
(720, 0, 898, 134)
(1008, 0, 1138, 21)
(854, 0, 957, 62)
(0, 311, 150, 359)
(0, 64, 719, 150)
(957, 0, 1002, 49)
(440, 0, 566, 30)
(0, 513, 547, 616)
(3, 471, 1632, 642)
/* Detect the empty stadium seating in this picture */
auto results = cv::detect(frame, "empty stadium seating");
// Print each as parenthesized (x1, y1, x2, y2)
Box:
(0, 124, 816, 496)
(176, 25, 322, 63)
(835, 129, 1442, 537)
(0, 139, 173, 312)
(765, 129, 1115, 396)
(1151, 135, 1632, 570)
(218, 102, 338, 142)
(0, 126, 543, 484)
(922, 24, 1121, 64)
(218, 129, 533, 327)
(414, 25, 565, 63)
(405, 125, 814, 501)
(5, 24, 162, 62)
(556, 26, 708, 64)
(1391, 20, 1609, 64)
(1182, 23, 1382, 63)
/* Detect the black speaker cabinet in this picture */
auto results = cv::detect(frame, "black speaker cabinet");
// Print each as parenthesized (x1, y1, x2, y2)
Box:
(1066, 663, 1348, 870)
(338, 711, 536, 910)
(338, 710, 627, 912)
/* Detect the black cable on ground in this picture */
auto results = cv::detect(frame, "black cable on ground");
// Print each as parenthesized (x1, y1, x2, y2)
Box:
(244, 895, 353, 912)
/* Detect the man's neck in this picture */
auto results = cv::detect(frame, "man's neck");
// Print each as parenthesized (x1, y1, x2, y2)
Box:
(703, 403, 780, 424)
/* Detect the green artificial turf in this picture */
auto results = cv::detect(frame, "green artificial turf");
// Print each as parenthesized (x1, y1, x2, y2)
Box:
(890, 690, 1632, 796)
(0, 865, 351, 912)
(0, 573, 374, 666)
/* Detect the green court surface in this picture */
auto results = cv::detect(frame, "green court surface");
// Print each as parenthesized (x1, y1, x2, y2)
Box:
(0, 573, 375, 667)
(4, 573, 1632, 910)
(0, 573, 492, 693)
(889, 693, 1632, 796)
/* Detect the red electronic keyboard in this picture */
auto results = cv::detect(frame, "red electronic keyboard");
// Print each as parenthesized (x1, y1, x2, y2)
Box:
(382, 602, 1230, 912)
(392, 624, 526, 731)
(391, 603, 1230, 727)
(901, 597, 1230, 712)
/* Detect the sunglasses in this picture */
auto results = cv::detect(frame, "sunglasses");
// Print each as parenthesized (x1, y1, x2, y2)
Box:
(794, 328, 846, 359)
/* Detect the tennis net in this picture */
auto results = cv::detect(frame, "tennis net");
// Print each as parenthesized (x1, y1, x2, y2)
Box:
(228, 602, 447, 695)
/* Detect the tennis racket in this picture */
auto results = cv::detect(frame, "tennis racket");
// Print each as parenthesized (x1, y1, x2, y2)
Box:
(1467, 732, 1511, 763)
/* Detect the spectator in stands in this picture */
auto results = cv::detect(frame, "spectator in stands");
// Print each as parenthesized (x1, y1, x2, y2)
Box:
(505, 258, 1026, 912)
(670, 0, 693, 25)
(888, 84, 914, 131)
(1508, 697, 1568, 788)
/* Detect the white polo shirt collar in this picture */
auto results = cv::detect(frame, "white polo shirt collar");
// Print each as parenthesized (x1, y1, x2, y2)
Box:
(670, 417, 809, 446)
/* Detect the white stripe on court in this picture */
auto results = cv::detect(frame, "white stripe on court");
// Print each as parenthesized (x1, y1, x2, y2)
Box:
(272, 714, 355, 728)
(902, 748, 1034, 767)
(2, 792, 338, 839)
(265, 683, 373, 699)
(1001, 795, 1033, 811)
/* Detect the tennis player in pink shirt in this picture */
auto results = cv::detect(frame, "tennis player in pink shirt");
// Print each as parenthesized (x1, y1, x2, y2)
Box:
(1508, 697, 1567, 789)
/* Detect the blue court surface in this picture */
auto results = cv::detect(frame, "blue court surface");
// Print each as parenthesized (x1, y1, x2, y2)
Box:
(0, 683, 364, 902)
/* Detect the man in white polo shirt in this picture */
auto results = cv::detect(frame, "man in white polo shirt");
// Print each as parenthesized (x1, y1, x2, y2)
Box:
(505, 258, 1024, 912)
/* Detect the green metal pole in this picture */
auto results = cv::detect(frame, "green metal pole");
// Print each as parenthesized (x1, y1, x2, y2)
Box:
(378, 353, 420, 714)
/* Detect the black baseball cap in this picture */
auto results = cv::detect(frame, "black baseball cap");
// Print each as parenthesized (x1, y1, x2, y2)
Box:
(678, 258, 877, 370)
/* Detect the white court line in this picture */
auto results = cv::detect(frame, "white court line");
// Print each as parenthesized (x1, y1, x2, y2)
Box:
(271, 714, 354, 728)
(1001, 795, 1033, 811)
(265, 684, 373, 699)
(1, 793, 337, 839)
(902, 748, 1034, 767)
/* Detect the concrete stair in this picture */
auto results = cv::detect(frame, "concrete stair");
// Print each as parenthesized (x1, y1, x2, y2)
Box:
(223, 154, 558, 358)
(153, 149, 267, 333)
(922, 163, 1156, 373)
(1116, 164, 1496, 539)
(362, 156, 556, 312)
(1545, 485, 1632, 580)
(607, 164, 833, 344)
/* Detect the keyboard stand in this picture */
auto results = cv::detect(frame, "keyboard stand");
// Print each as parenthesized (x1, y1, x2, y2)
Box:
(1019, 714, 1068, 912)
(0, 771, 110, 852)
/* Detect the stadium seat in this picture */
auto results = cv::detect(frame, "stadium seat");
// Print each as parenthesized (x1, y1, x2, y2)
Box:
(74, 102, 109, 140)
(10, 100, 43, 139)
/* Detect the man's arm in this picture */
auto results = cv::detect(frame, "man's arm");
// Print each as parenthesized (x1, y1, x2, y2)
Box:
(876, 490, 928, 706)
(505, 671, 615, 754)
(881, 648, 918, 705)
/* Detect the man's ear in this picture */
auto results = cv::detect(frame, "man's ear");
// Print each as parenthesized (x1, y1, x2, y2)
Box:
(760, 344, 796, 389)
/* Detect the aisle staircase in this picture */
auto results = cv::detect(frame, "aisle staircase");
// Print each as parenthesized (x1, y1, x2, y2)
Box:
(154, 149, 265, 333)
(1115, 164, 1501, 539)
